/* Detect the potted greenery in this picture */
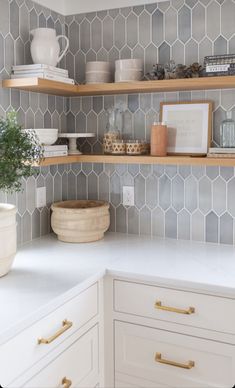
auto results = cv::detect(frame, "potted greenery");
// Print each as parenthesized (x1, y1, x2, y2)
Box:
(0, 111, 43, 277)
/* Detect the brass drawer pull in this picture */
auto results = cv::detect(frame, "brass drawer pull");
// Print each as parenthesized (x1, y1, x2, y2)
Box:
(155, 301, 195, 315)
(38, 319, 73, 345)
(155, 353, 195, 370)
(62, 377, 72, 388)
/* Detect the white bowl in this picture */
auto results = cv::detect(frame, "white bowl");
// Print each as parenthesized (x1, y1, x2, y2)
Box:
(115, 59, 143, 71)
(115, 70, 143, 82)
(33, 128, 58, 145)
(86, 61, 111, 72)
(86, 71, 112, 84)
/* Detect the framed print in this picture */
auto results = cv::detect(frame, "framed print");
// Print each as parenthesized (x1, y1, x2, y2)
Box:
(160, 101, 213, 155)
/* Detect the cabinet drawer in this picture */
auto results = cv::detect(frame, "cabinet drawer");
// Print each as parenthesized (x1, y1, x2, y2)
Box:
(0, 283, 98, 386)
(115, 321, 235, 388)
(114, 280, 235, 334)
(23, 324, 98, 388)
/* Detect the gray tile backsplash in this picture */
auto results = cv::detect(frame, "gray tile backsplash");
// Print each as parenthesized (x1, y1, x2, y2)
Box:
(1, 0, 235, 245)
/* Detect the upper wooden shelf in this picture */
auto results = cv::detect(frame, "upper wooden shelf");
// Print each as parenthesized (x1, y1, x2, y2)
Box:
(40, 154, 235, 167)
(3, 76, 235, 97)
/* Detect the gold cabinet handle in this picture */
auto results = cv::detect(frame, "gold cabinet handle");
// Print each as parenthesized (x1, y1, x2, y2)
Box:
(155, 301, 195, 315)
(38, 319, 73, 345)
(155, 353, 195, 370)
(62, 377, 72, 388)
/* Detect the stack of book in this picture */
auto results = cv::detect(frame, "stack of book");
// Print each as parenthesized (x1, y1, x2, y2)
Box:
(11, 64, 75, 85)
(207, 147, 235, 158)
(43, 145, 68, 158)
(204, 54, 235, 77)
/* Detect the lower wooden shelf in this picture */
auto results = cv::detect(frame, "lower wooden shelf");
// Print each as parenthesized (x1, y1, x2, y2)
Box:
(39, 154, 235, 167)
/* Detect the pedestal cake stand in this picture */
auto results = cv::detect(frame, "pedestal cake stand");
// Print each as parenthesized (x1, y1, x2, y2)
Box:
(59, 133, 95, 155)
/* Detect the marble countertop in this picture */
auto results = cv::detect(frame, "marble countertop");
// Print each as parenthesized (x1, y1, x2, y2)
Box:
(1, 232, 235, 344)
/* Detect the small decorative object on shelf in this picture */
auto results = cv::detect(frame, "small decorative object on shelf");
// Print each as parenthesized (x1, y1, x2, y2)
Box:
(164, 60, 177, 79)
(207, 147, 235, 158)
(59, 133, 95, 155)
(151, 122, 168, 157)
(111, 140, 126, 155)
(185, 62, 203, 78)
(103, 107, 121, 154)
(220, 110, 235, 148)
(146, 64, 165, 80)
(126, 140, 143, 155)
(204, 54, 235, 77)
(85, 61, 112, 84)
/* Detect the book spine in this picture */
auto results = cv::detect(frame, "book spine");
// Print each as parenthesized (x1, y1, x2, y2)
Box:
(13, 69, 69, 77)
(43, 145, 68, 152)
(12, 64, 68, 75)
(44, 151, 68, 157)
(206, 64, 230, 72)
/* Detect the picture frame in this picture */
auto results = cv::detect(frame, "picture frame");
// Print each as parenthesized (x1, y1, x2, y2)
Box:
(160, 101, 213, 155)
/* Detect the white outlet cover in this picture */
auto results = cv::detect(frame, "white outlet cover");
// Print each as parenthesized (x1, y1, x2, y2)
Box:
(123, 186, 135, 207)
(36, 187, 46, 208)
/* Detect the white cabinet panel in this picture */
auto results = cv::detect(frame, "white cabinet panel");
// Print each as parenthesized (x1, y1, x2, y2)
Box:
(115, 321, 235, 388)
(0, 283, 98, 386)
(23, 325, 98, 388)
(114, 280, 235, 334)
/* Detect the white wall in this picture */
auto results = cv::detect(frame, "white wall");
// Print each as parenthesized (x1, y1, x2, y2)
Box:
(34, 0, 163, 15)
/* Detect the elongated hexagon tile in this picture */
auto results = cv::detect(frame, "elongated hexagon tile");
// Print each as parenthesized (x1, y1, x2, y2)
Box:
(227, 177, 235, 217)
(172, 175, 184, 212)
(69, 21, 79, 54)
(221, 90, 235, 111)
(88, 172, 98, 200)
(185, 39, 198, 65)
(212, 177, 226, 216)
(140, 206, 151, 235)
(220, 166, 234, 181)
(159, 174, 171, 210)
(152, 9, 163, 46)
(159, 42, 170, 66)
(221, 0, 235, 39)
(165, 7, 177, 45)
(110, 172, 121, 206)
(192, 3, 205, 43)
(0, 0, 10, 38)
(127, 206, 139, 235)
(192, 210, 205, 242)
(206, 166, 219, 180)
(199, 176, 212, 215)
(134, 174, 146, 209)
(139, 11, 150, 48)
(134, 109, 145, 139)
(206, 1, 220, 40)
(103, 16, 113, 51)
(146, 175, 158, 209)
(199, 37, 213, 64)
(145, 43, 158, 74)
(116, 205, 127, 233)
(152, 207, 165, 237)
(127, 12, 138, 49)
(114, 14, 126, 50)
(99, 172, 109, 202)
(178, 5, 191, 43)
(178, 209, 190, 240)
(91, 17, 102, 52)
(172, 40, 185, 65)
(214, 36, 227, 55)
(165, 208, 177, 238)
(220, 213, 233, 245)
(206, 211, 218, 243)
(10, 0, 20, 39)
(80, 19, 90, 53)
(185, 175, 198, 213)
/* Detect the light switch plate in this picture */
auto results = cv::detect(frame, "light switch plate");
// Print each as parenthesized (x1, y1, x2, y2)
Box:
(123, 186, 135, 207)
(36, 187, 46, 208)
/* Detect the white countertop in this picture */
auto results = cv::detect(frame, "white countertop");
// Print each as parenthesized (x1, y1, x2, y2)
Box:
(1, 232, 235, 344)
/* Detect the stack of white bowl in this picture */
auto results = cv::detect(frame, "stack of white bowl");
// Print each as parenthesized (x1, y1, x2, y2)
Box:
(85, 61, 112, 84)
(115, 59, 143, 82)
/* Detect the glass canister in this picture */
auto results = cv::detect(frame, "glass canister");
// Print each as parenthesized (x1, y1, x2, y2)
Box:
(220, 111, 235, 147)
(103, 107, 120, 154)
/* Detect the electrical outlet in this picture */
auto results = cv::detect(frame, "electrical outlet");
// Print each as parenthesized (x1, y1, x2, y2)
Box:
(123, 186, 135, 206)
(36, 187, 46, 208)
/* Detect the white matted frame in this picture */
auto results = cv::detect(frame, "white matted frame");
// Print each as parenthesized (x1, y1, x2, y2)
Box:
(160, 101, 213, 155)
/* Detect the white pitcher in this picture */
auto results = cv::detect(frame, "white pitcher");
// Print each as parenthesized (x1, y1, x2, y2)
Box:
(30, 28, 69, 67)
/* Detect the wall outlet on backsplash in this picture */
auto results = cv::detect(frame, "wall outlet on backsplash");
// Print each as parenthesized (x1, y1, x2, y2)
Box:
(123, 186, 135, 207)
(36, 187, 47, 208)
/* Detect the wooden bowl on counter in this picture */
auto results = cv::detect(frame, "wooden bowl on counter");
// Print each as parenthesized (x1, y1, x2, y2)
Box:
(51, 200, 110, 243)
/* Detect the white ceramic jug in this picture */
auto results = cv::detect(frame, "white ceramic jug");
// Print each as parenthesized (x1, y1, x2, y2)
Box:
(30, 28, 69, 67)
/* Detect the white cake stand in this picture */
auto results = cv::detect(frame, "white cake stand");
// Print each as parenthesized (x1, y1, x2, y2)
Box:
(59, 133, 95, 155)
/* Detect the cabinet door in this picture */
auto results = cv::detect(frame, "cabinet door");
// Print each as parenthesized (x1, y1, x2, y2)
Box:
(23, 325, 98, 388)
(115, 321, 235, 388)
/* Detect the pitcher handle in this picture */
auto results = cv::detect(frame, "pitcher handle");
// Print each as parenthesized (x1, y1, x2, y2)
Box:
(56, 35, 69, 64)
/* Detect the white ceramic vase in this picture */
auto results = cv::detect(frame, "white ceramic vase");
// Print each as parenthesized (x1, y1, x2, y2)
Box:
(0, 204, 17, 277)
(30, 28, 69, 67)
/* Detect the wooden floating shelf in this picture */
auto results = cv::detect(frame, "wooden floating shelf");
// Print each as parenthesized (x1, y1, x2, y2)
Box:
(40, 154, 235, 167)
(3, 76, 235, 97)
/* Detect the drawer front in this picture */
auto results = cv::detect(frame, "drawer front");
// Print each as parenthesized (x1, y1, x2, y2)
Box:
(0, 283, 98, 385)
(114, 280, 235, 334)
(115, 321, 235, 388)
(23, 325, 98, 388)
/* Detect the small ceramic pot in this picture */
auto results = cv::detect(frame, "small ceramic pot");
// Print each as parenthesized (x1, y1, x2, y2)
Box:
(126, 140, 143, 155)
(112, 140, 126, 155)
